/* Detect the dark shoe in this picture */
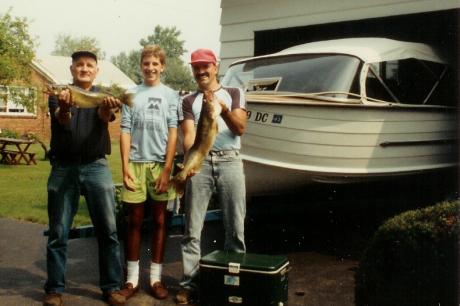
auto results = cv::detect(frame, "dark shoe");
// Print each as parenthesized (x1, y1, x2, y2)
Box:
(175, 288, 194, 304)
(43, 292, 63, 306)
(103, 290, 126, 306)
(119, 282, 139, 300)
(151, 281, 168, 300)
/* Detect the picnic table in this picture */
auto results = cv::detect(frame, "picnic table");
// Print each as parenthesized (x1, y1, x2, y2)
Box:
(0, 137, 37, 165)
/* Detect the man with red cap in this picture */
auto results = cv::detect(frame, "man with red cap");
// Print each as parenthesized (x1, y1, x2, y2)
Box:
(175, 49, 247, 304)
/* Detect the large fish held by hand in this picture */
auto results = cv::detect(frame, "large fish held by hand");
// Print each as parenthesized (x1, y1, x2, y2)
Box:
(172, 91, 222, 196)
(44, 84, 134, 108)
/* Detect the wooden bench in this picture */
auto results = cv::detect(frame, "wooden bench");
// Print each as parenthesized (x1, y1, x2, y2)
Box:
(0, 137, 37, 165)
(0, 150, 20, 164)
(0, 150, 36, 165)
(23, 152, 37, 165)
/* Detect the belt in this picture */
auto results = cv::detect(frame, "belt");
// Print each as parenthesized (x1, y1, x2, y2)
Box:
(209, 150, 239, 156)
(54, 155, 105, 164)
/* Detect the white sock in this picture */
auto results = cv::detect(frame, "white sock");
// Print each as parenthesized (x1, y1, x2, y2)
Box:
(150, 262, 162, 285)
(126, 260, 139, 287)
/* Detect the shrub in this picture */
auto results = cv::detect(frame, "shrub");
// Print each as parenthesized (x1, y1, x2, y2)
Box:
(355, 200, 459, 306)
(0, 128, 20, 139)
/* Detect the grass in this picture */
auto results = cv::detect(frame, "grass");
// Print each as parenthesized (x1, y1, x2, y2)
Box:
(0, 142, 123, 226)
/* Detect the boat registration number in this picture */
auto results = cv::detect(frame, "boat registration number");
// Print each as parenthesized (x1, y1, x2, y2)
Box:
(247, 111, 283, 124)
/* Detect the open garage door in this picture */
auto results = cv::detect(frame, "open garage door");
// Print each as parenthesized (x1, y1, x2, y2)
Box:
(254, 9, 458, 63)
(254, 9, 459, 105)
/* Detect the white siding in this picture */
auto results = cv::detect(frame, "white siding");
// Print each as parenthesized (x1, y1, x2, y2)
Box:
(220, 0, 459, 72)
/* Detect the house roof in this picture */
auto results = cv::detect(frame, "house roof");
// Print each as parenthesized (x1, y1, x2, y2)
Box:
(31, 55, 136, 89)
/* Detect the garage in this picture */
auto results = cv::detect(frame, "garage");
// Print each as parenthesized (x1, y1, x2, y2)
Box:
(254, 8, 459, 64)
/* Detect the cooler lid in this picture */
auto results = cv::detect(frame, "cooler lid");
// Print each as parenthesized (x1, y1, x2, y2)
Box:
(200, 250, 288, 273)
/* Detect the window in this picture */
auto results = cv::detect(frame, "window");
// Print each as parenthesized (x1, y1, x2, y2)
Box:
(365, 59, 454, 106)
(0, 86, 37, 116)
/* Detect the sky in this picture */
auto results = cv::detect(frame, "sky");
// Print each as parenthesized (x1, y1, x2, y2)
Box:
(1, 0, 222, 61)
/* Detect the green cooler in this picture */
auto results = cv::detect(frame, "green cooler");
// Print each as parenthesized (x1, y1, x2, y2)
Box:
(199, 250, 289, 306)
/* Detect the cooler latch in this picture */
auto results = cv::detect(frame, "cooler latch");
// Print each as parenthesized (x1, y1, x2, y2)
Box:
(228, 262, 240, 273)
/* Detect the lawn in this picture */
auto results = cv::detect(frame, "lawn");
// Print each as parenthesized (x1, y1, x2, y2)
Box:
(0, 142, 123, 226)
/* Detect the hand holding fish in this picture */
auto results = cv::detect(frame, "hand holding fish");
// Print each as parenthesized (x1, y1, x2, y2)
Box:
(218, 99, 230, 116)
(98, 96, 122, 122)
(216, 95, 247, 136)
(57, 88, 72, 111)
(187, 168, 197, 177)
(100, 96, 122, 109)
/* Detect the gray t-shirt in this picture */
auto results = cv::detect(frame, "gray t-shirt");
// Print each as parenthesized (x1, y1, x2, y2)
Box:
(121, 83, 180, 162)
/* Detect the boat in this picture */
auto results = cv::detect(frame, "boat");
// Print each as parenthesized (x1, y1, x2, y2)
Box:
(220, 38, 458, 196)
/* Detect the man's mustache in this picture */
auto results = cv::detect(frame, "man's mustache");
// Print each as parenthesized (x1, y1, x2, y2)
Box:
(196, 73, 209, 78)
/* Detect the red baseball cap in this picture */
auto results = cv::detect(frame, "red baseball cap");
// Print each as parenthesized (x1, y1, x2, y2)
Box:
(190, 48, 217, 65)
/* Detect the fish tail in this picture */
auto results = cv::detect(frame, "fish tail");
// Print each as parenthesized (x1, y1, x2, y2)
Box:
(121, 92, 134, 107)
(171, 174, 186, 198)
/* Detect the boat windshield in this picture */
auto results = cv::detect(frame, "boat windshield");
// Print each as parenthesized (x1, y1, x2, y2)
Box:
(221, 54, 361, 97)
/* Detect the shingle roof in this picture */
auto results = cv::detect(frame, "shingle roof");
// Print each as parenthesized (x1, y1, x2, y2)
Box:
(31, 55, 136, 89)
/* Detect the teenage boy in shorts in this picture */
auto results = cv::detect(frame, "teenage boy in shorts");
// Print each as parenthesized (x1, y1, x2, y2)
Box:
(119, 45, 180, 300)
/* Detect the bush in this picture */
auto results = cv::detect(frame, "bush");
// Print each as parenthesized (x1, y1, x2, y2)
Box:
(355, 200, 459, 306)
(0, 128, 20, 139)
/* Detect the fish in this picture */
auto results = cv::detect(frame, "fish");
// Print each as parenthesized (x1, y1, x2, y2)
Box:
(171, 90, 222, 196)
(43, 84, 134, 108)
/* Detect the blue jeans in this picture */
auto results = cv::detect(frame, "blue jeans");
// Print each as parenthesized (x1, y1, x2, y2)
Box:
(180, 150, 246, 289)
(45, 158, 122, 293)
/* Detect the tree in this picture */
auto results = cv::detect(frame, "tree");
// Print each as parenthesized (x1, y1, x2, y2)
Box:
(111, 51, 142, 84)
(111, 25, 194, 90)
(140, 26, 186, 59)
(52, 33, 105, 59)
(0, 9, 35, 85)
(162, 57, 195, 91)
(0, 9, 37, 111)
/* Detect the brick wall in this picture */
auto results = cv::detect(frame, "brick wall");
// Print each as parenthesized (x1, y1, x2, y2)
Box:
(0, 70, 51, 141)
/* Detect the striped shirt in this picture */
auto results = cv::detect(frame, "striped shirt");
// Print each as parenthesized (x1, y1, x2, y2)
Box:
(182, 86, 246, 151)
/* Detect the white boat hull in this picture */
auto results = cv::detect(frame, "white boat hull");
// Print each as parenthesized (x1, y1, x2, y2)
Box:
(242, 99, 458, 196)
